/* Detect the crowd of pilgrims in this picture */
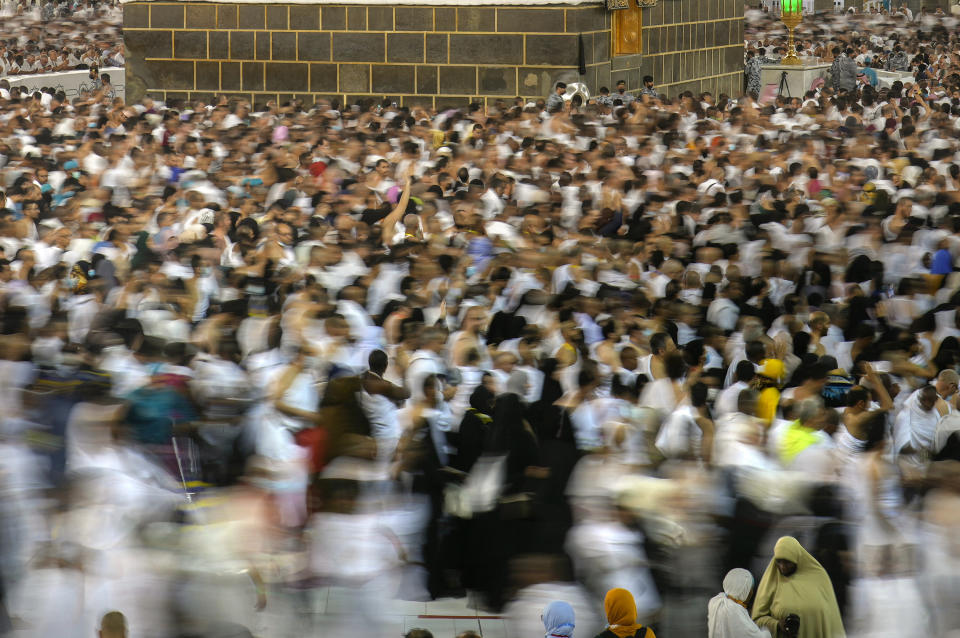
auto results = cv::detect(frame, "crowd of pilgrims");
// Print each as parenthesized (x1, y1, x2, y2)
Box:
(5, 5, 960, 638)
(0, 0, 122, 78)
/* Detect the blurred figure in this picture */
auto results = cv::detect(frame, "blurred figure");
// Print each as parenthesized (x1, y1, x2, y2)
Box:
(708, 569, 770, 638)
(752, 537, 845, 638)
(921, 462, 960, 636)
(594, 588, 655, 638)
(504, 554, 601, 638)
(845, 413, 927, 638)
(566, 498, 661, 624)
(307, 475, 403, 638)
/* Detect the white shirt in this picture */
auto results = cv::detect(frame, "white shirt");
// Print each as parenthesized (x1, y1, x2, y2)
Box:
(66, 294, 99, 344)
(405, 349, 444, 403)
(716, 380, 749, 418)
(707, 297, 740, 332)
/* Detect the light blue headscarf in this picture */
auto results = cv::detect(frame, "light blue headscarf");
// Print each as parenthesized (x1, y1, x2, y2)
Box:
(543, 600, 576, 638)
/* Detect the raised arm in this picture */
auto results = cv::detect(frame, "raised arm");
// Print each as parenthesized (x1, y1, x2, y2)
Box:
(381, 166, 416, 247)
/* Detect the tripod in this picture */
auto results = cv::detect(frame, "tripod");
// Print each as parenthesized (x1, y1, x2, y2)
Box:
(777, 70, 791, 97)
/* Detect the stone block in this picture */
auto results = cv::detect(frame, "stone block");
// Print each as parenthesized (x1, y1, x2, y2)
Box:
(322, 6, 346, 30)
(395, 7, 431, 31)
(724, 45, 741, 72)
(660, 53, 672, 84)
(402, 95, 433, 108)
(124, 3, 148, 28)
(188, 91, 214, 104)
(267, 5, 288, 29)
(126, 29, 172, 59)
(144, 59, 193, 89)
(175, 31, 206, 59)
(372, 65, 415, 94)
(697, 23, 707, 50)
(290, 6, 319, 31)
(439, 66, 476, 95)
(345, 95, 373, 106)
(217, 4, 237, 30)
(479, 66, 515, 95)
(596, 64, 612, 93)
(151, 3, 183, 28)
(230, 31, 254, 59)
(449, 34, 521, 65)
(208, 31, 228, 58)
(298, 32, 331, 61)
(340, 64, 370, 92)
(727, 20, 739, 46)
(333, 33, 385, 62)
(436, 96, 470, 110)
(643, 28, 655, 55)
(185, 4, 215, 29)
(266, 62, 308, 91)
(611, 52, 642, 71)
(310, 63, 338, 92)
(347, 7, 366, 30)
(457, 7, 494, 31)
(497, 8, 563, 33)
(435, 8, 455, 31)
(221, 62, 241, 90)
(369, 7, 394, 31)
(525, 34, 577, 66)
(242, 61, 264, 91)
(426, 34, 447, 63)
(645, 1, 661, 26)
(256, 31, 270, 60)
(518, 67, 579, 97)
(238, 5, 264, 29)
(388, 33, 423, 63)
(272, 32, 296, 60)
(416, 65, 438, 94)
(595, 31, 610, 62)
(573, 7, 606, 32)
(196, 60, 219, 90)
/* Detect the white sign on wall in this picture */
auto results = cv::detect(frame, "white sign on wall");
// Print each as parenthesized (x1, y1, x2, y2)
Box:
(5, 68, 125, 102)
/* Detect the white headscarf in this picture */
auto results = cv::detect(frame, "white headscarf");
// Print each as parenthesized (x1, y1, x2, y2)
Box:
(707, 568, 771, 638)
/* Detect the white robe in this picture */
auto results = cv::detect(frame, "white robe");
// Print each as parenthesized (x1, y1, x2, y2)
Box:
(708, 594, 771, 638)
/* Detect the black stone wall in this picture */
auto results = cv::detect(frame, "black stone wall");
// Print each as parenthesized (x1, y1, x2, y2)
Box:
(124, 2, 744, 107)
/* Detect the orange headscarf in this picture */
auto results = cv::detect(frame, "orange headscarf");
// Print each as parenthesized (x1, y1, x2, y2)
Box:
(604, 588, 650, 638)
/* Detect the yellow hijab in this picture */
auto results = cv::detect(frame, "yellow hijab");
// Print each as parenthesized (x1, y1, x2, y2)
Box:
(752, 537, 846, 638)
(604, 589, 653, 638)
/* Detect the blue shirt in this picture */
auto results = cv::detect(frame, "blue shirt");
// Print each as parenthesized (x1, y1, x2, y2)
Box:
(931, 248, 953, 275)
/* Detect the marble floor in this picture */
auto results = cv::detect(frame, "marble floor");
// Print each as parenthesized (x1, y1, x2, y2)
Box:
(298, 590, 506, 638)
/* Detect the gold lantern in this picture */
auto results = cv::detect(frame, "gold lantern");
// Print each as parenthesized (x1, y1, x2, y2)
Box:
(780, 0, 802, 66)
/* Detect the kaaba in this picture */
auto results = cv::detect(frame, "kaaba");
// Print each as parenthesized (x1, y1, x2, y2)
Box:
(122, 0, 744, 107)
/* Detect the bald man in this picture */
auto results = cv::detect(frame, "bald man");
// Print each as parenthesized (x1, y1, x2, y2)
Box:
(99, 612, 127, 638)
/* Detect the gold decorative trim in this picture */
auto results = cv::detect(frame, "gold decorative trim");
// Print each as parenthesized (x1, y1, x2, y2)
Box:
(606, 0, 629, 9)
(635, 0, 657, 6)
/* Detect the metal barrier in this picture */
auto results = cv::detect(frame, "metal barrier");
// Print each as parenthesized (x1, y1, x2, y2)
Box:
(4, 67, 125, 101)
